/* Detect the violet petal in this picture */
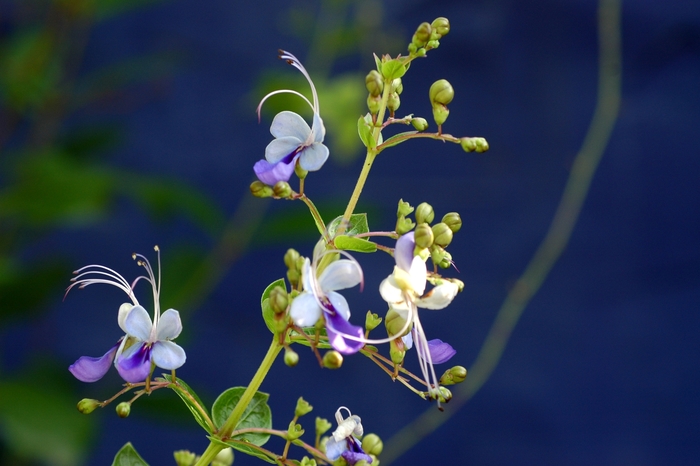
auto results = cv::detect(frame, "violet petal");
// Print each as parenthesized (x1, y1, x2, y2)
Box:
(325, 311, 364, 355)
(116, 343, 152, 383)
(68, 342, 119, 383)
(428, 339, 456, 364)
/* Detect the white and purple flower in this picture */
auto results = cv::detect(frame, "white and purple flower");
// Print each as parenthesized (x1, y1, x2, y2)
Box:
(253, 50, 329, 185)
(325, 407, 373, 465)
(66, 247, 186, 384)
(379, 232, 459, 399)
(289, 246, 365, 355)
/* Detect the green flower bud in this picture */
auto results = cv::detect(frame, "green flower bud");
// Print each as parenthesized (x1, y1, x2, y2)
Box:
(408, 42, 417, 54)
(365, 70, 383, 96)
(269, 286, 288, 314)
(430, 245, 446, 265)
(287, 269, 300, 288)
(284, 347, 299, 367)
(77, 398, 100, 414)
(438, 250, 453, 269)
(295, 163, 308, 180)
(411, 117, 429, 131)
(429, 79, 454, 106)
(389, 338, 406, 365)
(432, 104, 449, 126)
(361, 433, 384, 456)
(295, 397, 313, 417)
(474, 137, 489, 153)
(385, 308, 410, 337)
(460, 137, 489, 153)
(387, 92, 400, 113)
(431, 17, 450, 37)
(436, 386, 452, 403)
(397, 199, 414, 217)
(427, 39, 440, 50)
(417, 246, 430, 262)
(414, 223, 434, 249)
(441, 212, 462, 233)
(173, 450, 197, 466)
(414, 48, 427, 58)
(355, 461, 371, 466)
(367, 94, 381, 114)
(284, 248, 300, 270)
(431, 222, 453, 247)
(395, 217, 415, 236)
(365, 311, 382, 332)
(212, 448, 234, 466)
(391, 78, 403, 95)
(273, 181, 293, 198)
(116, 401, 130, 418)
(300, 457, 317, 466)
(413, 22, 432, 47)
(287, 422, 305, 440)
(316, 417, 332, 437)
(250, 180, 273, 198)
(323, 350, 343, 369)
(439, 366, 468, 385)
(415, 202, 435, 224)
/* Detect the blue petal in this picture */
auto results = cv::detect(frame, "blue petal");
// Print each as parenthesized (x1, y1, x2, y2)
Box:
(298, 142, 329, 172)
(428, 339, 456, 364)
(68, 341, 119, 383)
(253, 153, 299, 185)
(318, 260, 361, 292)
(156, 309, 182, 340)
(290, 292, 323, 327)
(325, 311, 364, 355)
(151, 340, 186, 370)
(394, 232, 415, 272)
(325, 436, 346, 460)
(116, 343, 152, 383)
(311, 113, 326, 142)
(342, 437, 373, 465)
(270, 111, 311, 141)
(265, 136, 303, 163)
(123, 305, 153, 341)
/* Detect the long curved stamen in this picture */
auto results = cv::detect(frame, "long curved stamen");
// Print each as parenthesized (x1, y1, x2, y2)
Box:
(67, 265, 138, 305)
(279, 50, 319, 114)
(256, 89, 314, 122)
(412, 314, 440, 404)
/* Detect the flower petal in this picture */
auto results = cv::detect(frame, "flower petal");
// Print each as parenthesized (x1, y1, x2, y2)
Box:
(326, 291, 351, 320)
(311, 113, 326, 143)
(298, 142, 329, 172)
(253, 155, 299, 185)
(418, 282, 459, 310)
(270, 111, 311, 141)
(123, 305, 153, 341)
(342, 437, 373, 465)
(116, 343, 152, 383)
(427, 339, 456, 364)
(402, 331, 414, 350)
(151, 340, 186, 370)
(394, 232, 415, 272)
(379, 275, 403, 304)
(290, 292, 323, 327)
(68, 342, 119, 383)
(325, 311, 364, 355)
(265, 136, 302, 163)
(318, 259, 362, 292)
(156, 309, 182, 340)
(325, 436, 346, 461)
(407, 256, 427, 296)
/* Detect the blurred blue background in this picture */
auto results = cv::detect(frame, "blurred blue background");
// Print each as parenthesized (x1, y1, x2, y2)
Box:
(0, 0, 698, 465)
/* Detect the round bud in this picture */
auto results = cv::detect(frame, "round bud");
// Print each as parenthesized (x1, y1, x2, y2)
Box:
(273, 181, 293, 198)
(269, 286, 288, 314)
(408, 42, 417, 54)
(361, 434, 384, 456)
(437, 386, 452, 403)
(432, 104, 450, 126)
(475, 137, 490, 153)
(323, 350, 343, 369)
(77, 398, 100, 414)
(391, 78, 403, 95)
(411, 117, 429, 131)
(429, 79, 454, 106)
(284, 348, 299, 367)
(430, 245, 446, 265)
(414, 223, 434, 249)
(387, 92, 400, 113)
(212, 448, 234, 466)
(287, 269, 300, 288)
(367, 94, 381, 114)
(438, 251, 453, 269)
(431, 17, 450, 37)
(439, 365, 468, 385)
(412, 22, 432, 47)
(250, 180, 273, 198)
(116, 401, 131, 418)
(365, 70, 383, 96)
(441, 212, 462, 233)
(415, 202, 435, 224)
(174, 450, 197, 466)
(389, 338, 406, 365)
(284, 248, 300, 270)
(431, 222, 453, 247)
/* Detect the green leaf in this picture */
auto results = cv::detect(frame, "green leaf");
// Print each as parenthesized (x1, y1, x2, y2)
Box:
(208, 436, 276, 464)
(112, 443, 149, 466)
(327, 213, 370, 238)
(211, 388, 272, 446)
(261, 278, 286, 334)
(357, 114, 375, 148)
(373, 53, 382, 73)
(334, 235, 377, 253)
(380, 59, 407, 80)
(378, 130, 418, 151)
(161, 374, 213, 434)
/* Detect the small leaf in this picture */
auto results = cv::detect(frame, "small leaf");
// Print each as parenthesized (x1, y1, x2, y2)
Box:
(211, 388, 272, 446)
(161, 375, 213, 434)
(373, 53, 382, 73)
(380, 59, 407, 80)
(112, 443, 149, 466)
(378, 131, 418, 151)
(208, 436, 276, 464)
(334, 235, 377, 253)
(261, 278, 286, 334)
(327, 213, 370, 238)
(357, 114, 375, 148)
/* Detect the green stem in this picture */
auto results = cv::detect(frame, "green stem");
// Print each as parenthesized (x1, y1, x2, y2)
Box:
(194, 338, 283, 466)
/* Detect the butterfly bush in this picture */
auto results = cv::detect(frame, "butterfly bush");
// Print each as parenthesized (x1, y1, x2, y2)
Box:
(68, 16, 489, 465)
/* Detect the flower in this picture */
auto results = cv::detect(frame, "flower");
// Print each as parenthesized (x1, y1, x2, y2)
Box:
(66, 247, 186, 384)
(379, 232, 459, 400)
(289, 245, 365, 355)
(253, 50, 329, 185)
(325, 407, 373, 465)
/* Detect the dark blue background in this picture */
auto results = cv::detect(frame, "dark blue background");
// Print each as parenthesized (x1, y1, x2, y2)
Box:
(13, 0, 700, 464)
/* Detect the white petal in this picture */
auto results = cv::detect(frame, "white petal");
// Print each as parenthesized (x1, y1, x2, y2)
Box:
(156, 309, 182, 340)
(123, 305, 152, 341)
(298, 142, 329, 172)
(379, 275, 404, 304)
(318, 260, 361, 292)
(265, 136, 302, 163)
(118, 303, 134, 333)
(402, 331, 414, 350)
(311, 113, 326, 142)
(418, 282, 459, 310)
(290, 292, 322, 327)
(152, 340, 186, 370)
(326, 291, 350, 320)
(407, 256, 427, 295)
(270, 111, 311, 140)
(300, 258, 313, 293)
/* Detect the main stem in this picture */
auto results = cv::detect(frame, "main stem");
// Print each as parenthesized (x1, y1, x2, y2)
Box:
(194, 337, 283, 466)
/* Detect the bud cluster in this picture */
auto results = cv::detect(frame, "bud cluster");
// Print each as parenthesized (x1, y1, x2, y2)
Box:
(408, 17, 451, 56)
